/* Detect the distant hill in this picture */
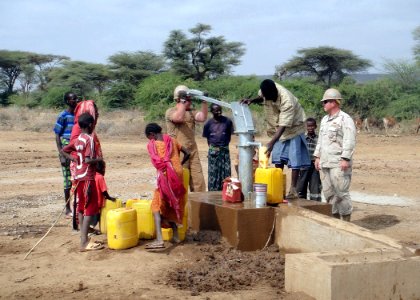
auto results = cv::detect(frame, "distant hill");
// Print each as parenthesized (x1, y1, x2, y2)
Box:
(350, 73, 387, 83)
(255, 73, 388, 83)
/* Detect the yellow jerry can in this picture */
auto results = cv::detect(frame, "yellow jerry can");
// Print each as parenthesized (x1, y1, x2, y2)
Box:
(125, 198, 141, 208)
(177, 204, 188, 241)
(107, 208, 138, 250)
(132, 200, 155, 239)
(283, 173, 287, 199)
(161, 228, 173, 241)
(258, 146, 269, 168)
(254, 167, 284, 204)
(183, 167, 189, 201)
(100, 198, 122, 234)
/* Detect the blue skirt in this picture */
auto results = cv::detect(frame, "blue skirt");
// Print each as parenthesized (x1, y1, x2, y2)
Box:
(271, 134, 311, 169)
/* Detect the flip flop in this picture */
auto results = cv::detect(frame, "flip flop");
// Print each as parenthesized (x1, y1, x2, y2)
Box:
(88, 227, 101, 236)
(145, 241, 165, 250)
(80, 240, 104, 252)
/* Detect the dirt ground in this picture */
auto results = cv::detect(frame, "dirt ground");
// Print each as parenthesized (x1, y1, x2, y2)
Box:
(1, 114, 420, 299)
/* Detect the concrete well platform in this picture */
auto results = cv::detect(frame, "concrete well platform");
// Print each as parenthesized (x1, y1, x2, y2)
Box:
(276, 204, 420, 300)
(188, 192, 331, 251)
(189, 192, 420, 299)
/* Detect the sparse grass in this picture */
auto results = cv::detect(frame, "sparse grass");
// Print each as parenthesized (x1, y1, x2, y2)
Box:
(3, 106, 417, 137)
(0, 106, 147, 136)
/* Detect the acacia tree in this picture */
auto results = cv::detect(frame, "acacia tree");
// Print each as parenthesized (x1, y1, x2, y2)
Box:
(28, 53, 69, 91)
(105, 51, 165, 107)
(108, 51, 166, 86)
(275, 46, 372, 87)
(47, 61, 111, 97)
(413, 25, 420, 65)
(0, 50, 30, 95)
(383, 59, 419, 90)
(164, 23, 245, 81)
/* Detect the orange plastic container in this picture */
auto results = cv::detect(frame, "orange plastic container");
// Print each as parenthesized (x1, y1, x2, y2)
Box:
(100, 198, 122, 234)
(254, 167, 284, 204)
(107, 208, 138, 250)
(132, 200, 155, 239)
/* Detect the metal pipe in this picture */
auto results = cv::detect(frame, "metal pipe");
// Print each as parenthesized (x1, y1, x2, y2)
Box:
(187, 89, 232, 109)
(238, 133, 255, 195)
(187, 89, 256, 196)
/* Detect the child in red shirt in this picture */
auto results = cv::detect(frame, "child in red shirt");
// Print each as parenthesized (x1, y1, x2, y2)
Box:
(61, 112, 104, 251)
(93, 160, 116, 233)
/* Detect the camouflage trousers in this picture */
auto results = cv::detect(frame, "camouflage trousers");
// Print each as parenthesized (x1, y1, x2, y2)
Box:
(320, 167, 353, 216)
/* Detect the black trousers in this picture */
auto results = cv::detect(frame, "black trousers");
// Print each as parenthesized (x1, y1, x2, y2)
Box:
(296, 161, 322, 201)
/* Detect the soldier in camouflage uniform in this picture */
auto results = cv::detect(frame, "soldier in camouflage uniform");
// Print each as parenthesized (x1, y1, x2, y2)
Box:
(314, 88, 356, 221)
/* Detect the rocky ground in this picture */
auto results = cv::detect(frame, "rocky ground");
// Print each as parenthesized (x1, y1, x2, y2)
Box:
(1, 109, 419, 299)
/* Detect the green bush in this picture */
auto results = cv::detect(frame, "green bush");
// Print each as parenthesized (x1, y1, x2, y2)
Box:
(40, 87, 69, 108)
(8, 94, 39, 108)
(199, 75, 261, 101)
(281, 79, 325, 119)
(134, 72, 186, 110)
(385, 94, 420, 120)
(102, 82, 136, 108)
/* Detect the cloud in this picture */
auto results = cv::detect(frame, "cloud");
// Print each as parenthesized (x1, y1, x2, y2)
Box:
(0, 0, 418, 74)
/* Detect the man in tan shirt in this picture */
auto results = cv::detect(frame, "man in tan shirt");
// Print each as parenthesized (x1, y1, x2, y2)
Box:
(314, 88, 356, 221)
(243, 79, 310, 199)
(165, 85, 207, 192)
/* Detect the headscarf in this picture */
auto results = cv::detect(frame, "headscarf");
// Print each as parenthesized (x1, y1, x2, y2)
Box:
(147, 134, 185, 222)
(69, 100, 103, 179)
(71, 100, 98, 142)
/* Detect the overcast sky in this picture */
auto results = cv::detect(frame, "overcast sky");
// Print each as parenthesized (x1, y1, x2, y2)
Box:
(1, 0, 418, 75)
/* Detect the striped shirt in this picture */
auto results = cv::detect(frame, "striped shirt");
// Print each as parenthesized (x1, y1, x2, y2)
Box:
(53, 110, 74, 143)
(306, 133, 318, 161)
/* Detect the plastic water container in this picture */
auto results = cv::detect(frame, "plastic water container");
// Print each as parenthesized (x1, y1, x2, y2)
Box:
(125, 198, 141, 208)
(107, 208, 138, 250)
(283, 173, 287, 199)
(258, 146, 269, 168)
(100, 198, 122, 234)
(178, 205, 188, 241)
(183, 167, 189, 201)
(132, 200, 155, 239)
(254, 167, 284, 204)
(181, 167, 190, 241)
(161, 228, 173, 241)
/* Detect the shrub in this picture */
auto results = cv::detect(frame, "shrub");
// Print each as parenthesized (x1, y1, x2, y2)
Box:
(40, 87, 69, 108)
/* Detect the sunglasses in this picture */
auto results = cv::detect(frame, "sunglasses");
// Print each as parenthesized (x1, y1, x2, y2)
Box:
(322, 99, 335, 105)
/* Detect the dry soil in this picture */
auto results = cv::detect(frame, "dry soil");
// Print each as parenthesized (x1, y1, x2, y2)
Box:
(1, 117, 419, 299)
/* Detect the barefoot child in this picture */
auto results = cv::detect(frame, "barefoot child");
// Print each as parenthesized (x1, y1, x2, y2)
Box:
(61, 112, 104, 251)
(145, 123, 190, 249)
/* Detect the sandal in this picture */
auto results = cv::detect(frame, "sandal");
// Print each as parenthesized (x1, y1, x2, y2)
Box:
(145, 241, 165, 250)
(80, 240, 104, 252)
(88, 227, 101, 236)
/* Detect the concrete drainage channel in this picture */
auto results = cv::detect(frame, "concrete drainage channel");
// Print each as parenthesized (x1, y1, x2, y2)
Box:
(189, 192, 420, 300)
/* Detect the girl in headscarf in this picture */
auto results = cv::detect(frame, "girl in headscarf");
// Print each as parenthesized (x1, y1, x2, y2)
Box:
(69, 100, 103, 230)
(145, 123, 190, 249)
